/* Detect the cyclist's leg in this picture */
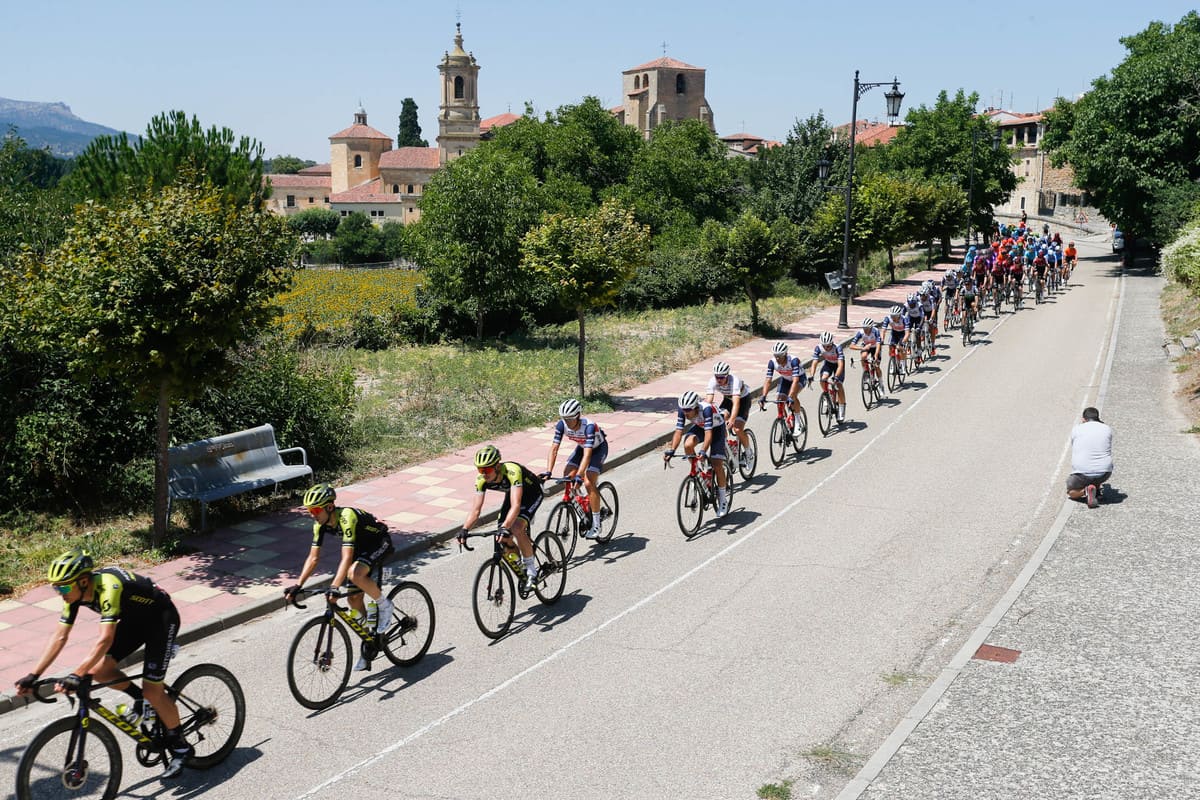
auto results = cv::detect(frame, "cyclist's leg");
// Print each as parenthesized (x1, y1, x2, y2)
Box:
(581, 442, 606, 512)
(126, 607, 184, 730)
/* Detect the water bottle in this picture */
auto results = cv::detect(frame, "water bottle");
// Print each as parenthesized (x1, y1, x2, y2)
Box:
(366, 599, 378, 628)
(504, 550, 524, 577)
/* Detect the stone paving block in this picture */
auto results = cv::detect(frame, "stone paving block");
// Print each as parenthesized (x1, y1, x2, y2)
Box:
(0, 621, 9, 631)
(408, 475, 447, 487)
(401, 465, 438, 475)
(445, 463, 475, 473)
(231, 582, 284, 599)
(229, 520, 271, 533)
(32, 597, 63, 612)
(0, 604, 46, 625)
(234, 563, 284, 581)
(415, 485, 456, 498)
(385, 512, 426, 524)
(0, 599, 25, 614)
(231, 533, 275, 548)
(428, 496, 466, 509)
(172, 585, 224, 603)
(284, 518, 312, 530)
(434, 509, 466, 522)
(235, 548, 282, 564)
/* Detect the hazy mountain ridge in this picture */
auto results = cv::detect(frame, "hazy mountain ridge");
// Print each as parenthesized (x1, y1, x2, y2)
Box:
(0, 97, 129, 156)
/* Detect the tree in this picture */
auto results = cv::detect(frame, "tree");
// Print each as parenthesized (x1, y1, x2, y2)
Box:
(6, 182, 297, 543)
(522, 199, 649, 396)
(419, 146, 541, 339)
(1042, 12, 1200, 243)
(857, 173, 918, 282)
(287, 207, 340, 239)
(700, 211, 796, 333)
(334, 212, 387, 264)
(0, 133, 74, 260)
(397, 98, 428, 148)
(267, 155, 315, 174)
(914, 179, 969, 256)
(744, 113, 842, 227)
(67, 110, 268, 209)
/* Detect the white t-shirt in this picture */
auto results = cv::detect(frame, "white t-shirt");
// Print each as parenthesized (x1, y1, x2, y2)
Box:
(1070, 421, 1114, 475)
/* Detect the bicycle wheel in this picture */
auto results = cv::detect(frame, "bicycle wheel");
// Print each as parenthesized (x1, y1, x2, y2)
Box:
(962, 317, 971, 346)
(723, 459, 736, 507)
(171, 663, 245, 769)
(16, 715, 122, 800)
(769, 417, 788, 467)
(594, 482, 619, 543)
(817, 392, 834, 437)
(887, 355, 902, 392)
(381, 581, 435, 667)
(676, 475, 704, 537)
(532, 530, 567, 605)
(905, 343, 918, 374)
(286, 616, 351, 710)
(791, 405, 809, 455)
(737, 429, 758, 480)
(546, 501, 578, 561)
(860, 370, 873, 411)
(471, 559, 515, 639)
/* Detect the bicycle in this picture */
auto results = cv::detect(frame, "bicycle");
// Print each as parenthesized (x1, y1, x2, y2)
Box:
(815, 375, 842, 436)
(459, 526, 566, 639)
(726, 424, 759, 481)
(546, 476, 619, 560)
(1034, 274, 1043, 305)
(886, 344, 907, 393)
(763, 395, 807, 466)
(16, 666, 245, 799)
(666, 452, 733, 538)
(857, 352, 883, 411)
(991, 283, 1003, 316)
(285, 581, 435, 710)
(961, 302, 975, 345)
(947, 295, 962, 330)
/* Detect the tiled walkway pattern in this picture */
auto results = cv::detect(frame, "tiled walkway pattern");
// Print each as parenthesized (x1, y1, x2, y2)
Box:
(0, 262, 955, 694)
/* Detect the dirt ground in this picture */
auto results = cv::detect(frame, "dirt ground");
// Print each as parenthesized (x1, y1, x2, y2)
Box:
(1160, 279, 1200, 433)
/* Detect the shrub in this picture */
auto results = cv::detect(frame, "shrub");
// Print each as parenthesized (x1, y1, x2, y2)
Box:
(619, 243, 739, 310)
(1163, 219, 1200, 291)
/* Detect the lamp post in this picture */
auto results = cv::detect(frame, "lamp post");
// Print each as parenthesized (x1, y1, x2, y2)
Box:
(822, 72, 904, 328)
(965, 127, 1002, 248)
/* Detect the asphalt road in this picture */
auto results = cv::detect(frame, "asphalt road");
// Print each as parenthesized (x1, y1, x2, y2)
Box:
(0, 236, 1124, 799)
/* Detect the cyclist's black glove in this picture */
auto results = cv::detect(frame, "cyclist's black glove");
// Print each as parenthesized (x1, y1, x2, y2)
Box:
(758, 399, 766, 411)
(324, 588, 341, 602)
(497, 526, 512, 538)
(58, 673, 82, 693)
(283, 584, 300, 600)
(15, 672, 39, 692)
(537, 471, 551, 480)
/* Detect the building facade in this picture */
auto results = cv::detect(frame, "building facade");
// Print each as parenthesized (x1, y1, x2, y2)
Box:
(613, 56, 715, 139)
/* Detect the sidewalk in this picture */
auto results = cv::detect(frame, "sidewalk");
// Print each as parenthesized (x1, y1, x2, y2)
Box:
(0, 260, 955, 712)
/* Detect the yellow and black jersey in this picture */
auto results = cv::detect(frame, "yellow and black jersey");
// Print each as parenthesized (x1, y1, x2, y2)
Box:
(59, 567, 170, 626)
(474, 462, 542, 495)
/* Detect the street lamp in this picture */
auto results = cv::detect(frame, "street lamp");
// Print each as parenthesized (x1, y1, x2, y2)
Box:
(821, 72, 903, 328)
(965, 127, 1002, 248)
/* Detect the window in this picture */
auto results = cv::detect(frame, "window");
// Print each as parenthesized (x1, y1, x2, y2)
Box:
(323, 196, 329, 204)
(354, 154, 362, 168)
(340, 210, 349, 216)
(407, 184, 413, 194)
(675, 73, 686, 94)
(286, 195, 295, 207)
(1019, 197, 1026, 210)
(409, 207, 414, 213)
(642, 73, 649, 87)
(308, 196, 314, 204)
(1024, 159, 1030, 177)
(634, 75, 641, 90)
(393, 184, 399, 194)
(1028, 126, 1037, 146)
(454, 75, 464, 99)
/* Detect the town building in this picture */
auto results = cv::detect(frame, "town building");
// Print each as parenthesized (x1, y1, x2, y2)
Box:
(612, 56, 716, 139)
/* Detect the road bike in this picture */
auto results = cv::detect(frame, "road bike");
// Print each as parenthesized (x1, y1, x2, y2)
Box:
(947, 294, 962, 330)
(961, 301, 976, 345)
(666, 452, 733, 538)
(726, 424, 758, 480)
(815, 375, 842, 436)
(1034, 274, 1044, 305)
(546, 476, 619, 560)
(886, 344, 907, 393)
(16, 666, 245, 799)
(285, 580, 435, 710)
(856, 352, 883, 411)
(763, 395, 807, 466)
(459, 526, 566, 639)
(991, 283, 1003, 316)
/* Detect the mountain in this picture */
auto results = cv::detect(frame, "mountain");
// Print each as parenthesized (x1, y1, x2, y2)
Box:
(0, 97, 129, 157)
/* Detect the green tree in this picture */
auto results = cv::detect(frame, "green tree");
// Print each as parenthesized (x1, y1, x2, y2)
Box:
(1042, 12, 1200, 243)
(700, 211, 796, 333)
(914, 179, 969, 256)
(745, 113, 841, 226)
(522, 199, 649, 396)
(857, 173, 918, 282)
(5, 182, 297, 543)
(267, 155, 315, 174)
(67, 110, 268, 209)
(335, 212, 387, 264)
(287, 207, 340, 239)
(0, 133, 74, 260)
(397, 98, 428, 148)
(419, 147, 541, 339)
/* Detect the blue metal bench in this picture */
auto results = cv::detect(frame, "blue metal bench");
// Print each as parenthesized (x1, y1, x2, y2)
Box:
(167, 423, 312, 531)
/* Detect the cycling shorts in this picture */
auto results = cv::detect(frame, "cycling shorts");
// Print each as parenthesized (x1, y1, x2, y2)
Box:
(565, 441, 608, 474)
(685, 425, 728, 461)
(499, 489, 543, 527)
(860, 342, 881, 362)
(888, 329, 906, 346)
(818, 361, 841, 381)
(718, 394, 750, 423)
(108, 602, 180, 684)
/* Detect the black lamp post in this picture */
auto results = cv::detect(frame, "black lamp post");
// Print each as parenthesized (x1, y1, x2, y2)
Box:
(965, 127, 1002, 248)
(821, 72, 904, 328)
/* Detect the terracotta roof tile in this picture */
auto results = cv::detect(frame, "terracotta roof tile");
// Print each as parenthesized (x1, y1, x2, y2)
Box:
(298, 163, 331, 175)
(379, 147, 440, 169)
(265, 174, 331, 188)
(627, 87, 648, 97)
(330, 178, 398, 204)
(329, 123, 392, 141)
(625, 56, 702, 72)
(480, 112, 520, 132)
(721, 132, 765, 142)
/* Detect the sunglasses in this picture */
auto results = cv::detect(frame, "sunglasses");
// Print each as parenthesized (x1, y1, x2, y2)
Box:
(306, 506, 328, 517)
(53, 582, 76, 596)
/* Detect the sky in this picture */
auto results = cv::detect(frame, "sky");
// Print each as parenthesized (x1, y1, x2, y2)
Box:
(4, 1, 1196, 163)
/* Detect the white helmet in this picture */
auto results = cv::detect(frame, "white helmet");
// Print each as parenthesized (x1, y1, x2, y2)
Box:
(819, 332, 834, 346)
(558, 398, 581, 419)
(772, 341, 789, 356)
(712, 361, 731, 377)
(678, 390, 701, 410)
(861, 317, 875, 328)
(891, 304, 904, 315)
(945, 268, 955, 277)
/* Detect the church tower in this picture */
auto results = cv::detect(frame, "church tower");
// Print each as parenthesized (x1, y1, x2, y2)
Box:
(437, 23, 482, 164)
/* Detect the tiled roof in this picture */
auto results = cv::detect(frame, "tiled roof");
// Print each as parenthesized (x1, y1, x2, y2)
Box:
(329, 123, 392, 141)
(480, 112, 520, 132)
(832, 120, 901, 146)
(379, 147, 440, 169)
(721, 132, 766, 142)
(265, 174, 331, 188)
(627, 87, 648, 97)
(625, 56, 702, 72)
(298, 163, 331, 175)
(330, 178, 399, 204)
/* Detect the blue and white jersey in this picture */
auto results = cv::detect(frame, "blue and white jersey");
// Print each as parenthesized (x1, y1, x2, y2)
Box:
(919, 295, 935, 316)
(813, 343, 845, 364)
(707, 374, 750, 398)
(905, 300, 924, 321)
(675, 401, 726, 432)
(928, 285, 942, 304)
(883, 313, 907, 333)
(942, 272, 960, 290)
(552, 417, 606, 449)
(853, 326, 882, 346)
(765, 355, 804, 383)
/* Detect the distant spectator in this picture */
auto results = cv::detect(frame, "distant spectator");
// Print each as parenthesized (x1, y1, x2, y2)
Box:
(1067, 407, 1113, 508)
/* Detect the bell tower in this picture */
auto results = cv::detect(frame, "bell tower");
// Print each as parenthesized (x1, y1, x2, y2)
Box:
(437, 23, 482, 164)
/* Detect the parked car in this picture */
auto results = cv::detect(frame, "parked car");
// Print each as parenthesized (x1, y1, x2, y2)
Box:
(1112, 229, 1125, 253)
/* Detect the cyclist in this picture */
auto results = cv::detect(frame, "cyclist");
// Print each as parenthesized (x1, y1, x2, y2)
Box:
(942, 268, 961, 319)
(1032, 249, 1048, 299)
(759, 341, 809, 423)
(664, 390, 730, 517)
(707, 361, 754, 469)
(849, 317, 884, 392)
(1064, 241, 1078, 276)
(904, 293, 925, 356)
(988, 254, 1006, 310)
(809, 331, 847, 426)
(1009, 252, 1025, 307)
(882, 304, 909, 361)
(459, 445, 544, 590)
(14, 550, 193, 779)
(919, 284, 939, 356)
(961, 277, 980, 323)
(545, 398, 608, 539)
(286, 483, 395, 671)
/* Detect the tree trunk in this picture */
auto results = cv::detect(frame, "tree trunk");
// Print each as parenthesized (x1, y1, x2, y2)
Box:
(153, 380, 170, 547)
(577, 307, 586, 399)
(887, 246, 896, 284)
(744, 279, 759, 333)
(475, 308, 484, 342)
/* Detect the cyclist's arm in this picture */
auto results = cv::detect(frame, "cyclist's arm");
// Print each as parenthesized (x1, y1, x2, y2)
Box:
(461, 491, 486, 532)
(761, 377, 773, 400)
(23, 623, 72, 686)
(545, 441, 560, 476)
(328, 546, 356, 592)
(729, 392, 742, 419)
(836, 355, 846, 380)
(294, 545, 323, 590)
(503, 484, 524, 530)
(72, 620, 117, 679)
(576, 443, 593, 475)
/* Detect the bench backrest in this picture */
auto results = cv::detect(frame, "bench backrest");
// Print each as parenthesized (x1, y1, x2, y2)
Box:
(168, 424, 286, 490)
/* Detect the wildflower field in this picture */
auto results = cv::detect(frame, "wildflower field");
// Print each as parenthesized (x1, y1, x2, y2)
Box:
(276, 268, 423, 339)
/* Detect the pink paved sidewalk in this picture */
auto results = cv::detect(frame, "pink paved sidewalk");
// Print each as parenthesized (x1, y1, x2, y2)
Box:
(0, 259, 957, 709)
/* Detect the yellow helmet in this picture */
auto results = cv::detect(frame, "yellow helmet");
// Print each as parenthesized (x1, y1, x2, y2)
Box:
(474, 445, 501, 469)
(303, 483, 336, 508)
(47, 549, 94, 585)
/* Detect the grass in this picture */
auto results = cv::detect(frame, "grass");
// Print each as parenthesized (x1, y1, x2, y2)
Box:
(275, 268, 424, 339)
(756, 779, 794, 799)
(1160, 278, 1200, 436)
(800, 744, 863, 774)
(881, 670, 928, 687)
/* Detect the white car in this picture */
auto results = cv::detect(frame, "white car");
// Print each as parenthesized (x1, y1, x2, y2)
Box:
(1112, 230, 1125, 253)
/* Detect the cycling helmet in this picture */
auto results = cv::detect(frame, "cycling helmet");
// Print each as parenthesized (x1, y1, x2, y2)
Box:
(303, 483, 336, 508)
(862, 317, 875, 328)
(474, 445, 502, 469)
(890, 304, 904, 316)
(712, 361, 731, 377)
(47, 549, 93, 585)
(922, 279, 933, 290)
(678, 390, 701, 410)
(945, 268, 955, 276)
(558, 398, 582, 419)
(907, 293, 918, 304)
(819, 331, 834, 346)
(772, 341, 789, 356)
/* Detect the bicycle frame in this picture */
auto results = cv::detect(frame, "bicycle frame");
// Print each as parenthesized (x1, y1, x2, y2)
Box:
(291, 587, 383, 645)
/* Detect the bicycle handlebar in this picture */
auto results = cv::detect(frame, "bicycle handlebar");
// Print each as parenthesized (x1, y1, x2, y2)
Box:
(456, 527, 512, 553)
(286, 586, 354, 610)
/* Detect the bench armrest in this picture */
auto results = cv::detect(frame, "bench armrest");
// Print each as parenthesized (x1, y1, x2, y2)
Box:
(277, 446, 309, 466)
(168, 474, 199, 498)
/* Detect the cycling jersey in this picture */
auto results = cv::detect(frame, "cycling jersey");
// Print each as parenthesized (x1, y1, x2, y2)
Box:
(675, 402, 726, 433)
(853, 327, 882, 346)
(813, 343, 845, 364)
(883, 314, 907, 333)
(905, 302, 923, 321)
(552, 417, 607, 449)
(312, 507, 389, 551)
(60, 567, 170, 627)
(707, 374, 750, 399)
(476, 461, 543, 496)
(765, 355, 804, 384)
